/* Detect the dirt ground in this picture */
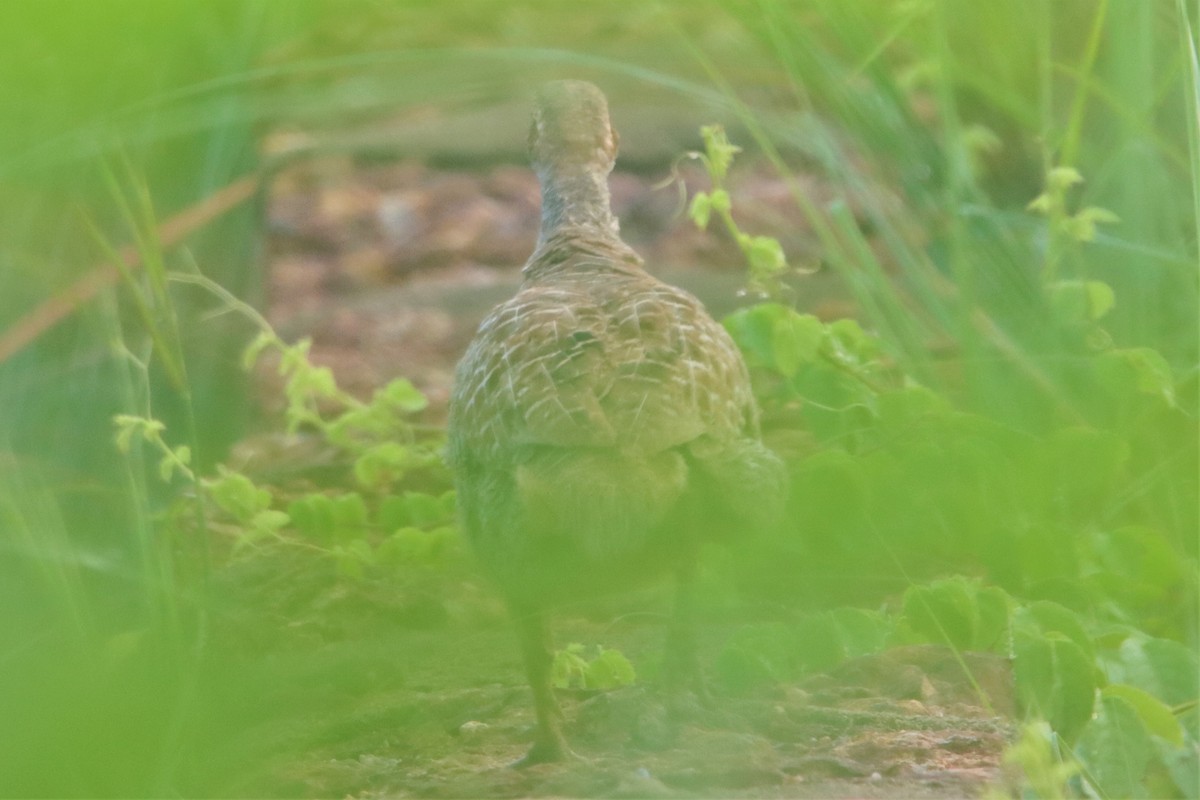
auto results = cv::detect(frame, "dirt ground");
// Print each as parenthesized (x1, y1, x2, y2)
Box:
(236, 121, 1014, 798)
(207, 557, 1013, 799)
(275, 638, 1012, 800)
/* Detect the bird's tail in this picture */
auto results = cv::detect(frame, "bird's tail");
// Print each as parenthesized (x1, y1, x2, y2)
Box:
(684, 436, 788, 537)
(515, 448, 688, 559)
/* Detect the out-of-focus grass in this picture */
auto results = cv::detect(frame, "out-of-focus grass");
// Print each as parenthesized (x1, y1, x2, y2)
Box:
(704, 1, 1197, 638)
(0, 1, 1194, 795)
(0, 2, 301, 794)
(722, 0, 1196, 384)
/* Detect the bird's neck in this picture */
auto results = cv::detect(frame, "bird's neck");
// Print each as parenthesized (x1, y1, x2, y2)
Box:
(536, 165, 619, 246)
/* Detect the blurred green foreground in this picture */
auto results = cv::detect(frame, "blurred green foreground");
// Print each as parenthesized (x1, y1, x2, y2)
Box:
(0, 1, 1196, 796)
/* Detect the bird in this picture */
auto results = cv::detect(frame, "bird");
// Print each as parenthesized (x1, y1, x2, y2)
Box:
(446, 80, 785, 765)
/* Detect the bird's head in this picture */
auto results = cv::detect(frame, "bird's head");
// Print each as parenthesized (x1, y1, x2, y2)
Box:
(529, 80, 619, 177)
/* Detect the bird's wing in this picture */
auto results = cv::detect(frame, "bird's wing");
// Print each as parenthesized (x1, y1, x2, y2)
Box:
(449, 270, 756, 465)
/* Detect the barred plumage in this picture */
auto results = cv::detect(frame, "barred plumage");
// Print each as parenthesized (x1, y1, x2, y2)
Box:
(446, 80, 785, 764)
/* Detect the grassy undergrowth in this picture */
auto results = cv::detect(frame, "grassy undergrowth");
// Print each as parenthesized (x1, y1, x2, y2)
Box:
(0, 1, 1196, 797)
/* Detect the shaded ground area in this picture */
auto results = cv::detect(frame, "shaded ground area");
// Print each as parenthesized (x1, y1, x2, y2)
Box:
(205, 555, 1012, 798)
(268, 642, 1011, 799)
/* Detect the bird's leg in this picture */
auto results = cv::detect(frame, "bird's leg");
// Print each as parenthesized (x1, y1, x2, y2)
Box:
(663, 552, 712, 712)
(510, 606, 571, 766)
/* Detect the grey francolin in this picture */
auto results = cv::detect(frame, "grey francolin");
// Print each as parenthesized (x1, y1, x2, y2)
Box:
(447, 80, 785, 764)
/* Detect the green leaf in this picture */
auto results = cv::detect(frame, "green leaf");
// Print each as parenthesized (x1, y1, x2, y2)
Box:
(709, 188, 731, 215)
(974, 586, 1013, 653)
(1014, 601, 1094, 662)
(379, 526, 434, 563)
(231, 510, 289, 554)
(1014, 632, 1096, 743)
(825, 318, 880, 362)
(438, 490, 457, 518)
(353, 442, 410, 489)
(379, 491, 451, 531)
(332, 539, 374, 579)
(278, 337, 312, 374)
(771, 313, 826, 377)
(331, 493, 368, 532)
(302, 365, 338, 398)
(1067, 206, 1120, 242)
(287, 494, 334, 541)
(746, 235, 787, 278)
(1039, 427, 1129, 516)
(585, 648, 636, 689)
(377, 517, 457, 567)
(1097, 347, 1176, 406)
(1047, 166, 1084, 191)
(231, 523, 274, 555)
(1064, 216, 1095, 242)
(1102, 684, 1184, 746)
(1090, 527, 1191, 620)
(427, 526, 460, 557)
(1047, 280, 1115, 323)
(251, 509, 289, 535)
(551, 645, 591, 690)
(1075, 694, 1153, 799)
(142, 418, 165, 440)
(241, 330, 276, 370)
(793, 613, 845, 673)
(405, 493, 445, 526)
(723, 303, 792, 370)
(1156, 739, 1200, 799)
(962, 123, 1001, 156)
(688, 191, 711, 229)
(790, 450, 868, 540)
(288, 492, 368, 544)
(157, 453, 176, 482)
(113, 414, 143, 453)
(1083, 280, 1115, 319)
(829, 607, 892, 659)
(157, 445, 193, 482)
(876, 385, 951, 428)
(1026, 192, 1053, 214)
(728, 305, 827, 378)
(902, 578, 979, 651)
(205, 467, 271, 522)
(700, 124, 740, 181)
(1104, 527, 1187, 589)
(378, 495, 409, 532)
(1110, 636, 1200, 708)
(381, 378, 428, 413)
(1002, 722, 1080, 798)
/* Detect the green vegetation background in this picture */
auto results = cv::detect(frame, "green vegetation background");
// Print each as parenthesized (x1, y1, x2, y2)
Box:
(0, 1, 1195, 797)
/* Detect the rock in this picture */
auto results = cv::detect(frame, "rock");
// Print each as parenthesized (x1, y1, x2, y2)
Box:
(458, 720, 489, 738)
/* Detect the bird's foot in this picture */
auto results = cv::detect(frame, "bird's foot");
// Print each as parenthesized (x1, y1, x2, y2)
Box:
(660, 657, 715, 714)
(510, 736, 581, 769)
(665, 685, 711, 723)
